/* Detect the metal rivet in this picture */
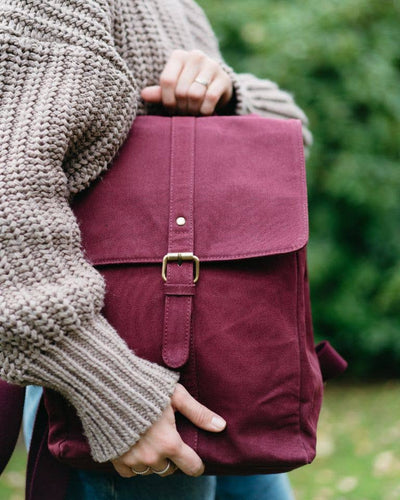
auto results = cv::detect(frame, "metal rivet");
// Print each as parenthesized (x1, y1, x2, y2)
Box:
(176, 216, 186, 226)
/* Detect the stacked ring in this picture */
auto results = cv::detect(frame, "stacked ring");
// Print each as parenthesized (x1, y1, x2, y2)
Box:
(150, 460, 174, 475)
(131, 459, 176, 476)
(131, 465, 151, 475)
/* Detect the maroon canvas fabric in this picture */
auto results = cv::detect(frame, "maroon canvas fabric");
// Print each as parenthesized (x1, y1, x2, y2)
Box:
(25, 397, 71, 500)
(41, 114, 346, 475)
(315, 341, 348, 382)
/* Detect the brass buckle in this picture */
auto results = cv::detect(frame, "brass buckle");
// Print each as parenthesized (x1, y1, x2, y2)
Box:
(162, 252, 200, 283)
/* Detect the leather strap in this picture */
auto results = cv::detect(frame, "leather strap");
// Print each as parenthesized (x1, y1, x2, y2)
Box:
(162, 117, 196, 369)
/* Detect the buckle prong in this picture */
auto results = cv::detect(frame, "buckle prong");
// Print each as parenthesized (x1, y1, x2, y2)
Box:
(162, 252, 200, 283)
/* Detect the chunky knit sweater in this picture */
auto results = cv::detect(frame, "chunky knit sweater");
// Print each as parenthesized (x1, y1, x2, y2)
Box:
(0, 0, 312, 463)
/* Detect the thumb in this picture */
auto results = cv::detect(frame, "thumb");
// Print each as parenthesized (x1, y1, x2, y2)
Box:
(140, 85, 162, 102)
(172, 384, 227, 432)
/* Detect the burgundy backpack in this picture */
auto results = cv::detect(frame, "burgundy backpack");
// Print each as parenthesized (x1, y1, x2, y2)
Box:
(43, 114, 347, 475)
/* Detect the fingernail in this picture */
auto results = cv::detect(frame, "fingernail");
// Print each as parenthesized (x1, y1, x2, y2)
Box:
(211, 416, 226, 430)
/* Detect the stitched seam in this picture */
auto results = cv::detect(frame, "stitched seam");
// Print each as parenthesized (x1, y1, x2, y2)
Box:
(168, 117, 176, 251)
(189, 116, 195, 249)
(295, 251, 310, 463)
(192, 117, 199, 453)
(90, 243, 308, 265)
(294, 118, 309, 246)
(294, 119, 312, 462)
(164, 291, 195, 294)
(162, 296, 171, 365)
(192, 314, 199, 454)
(162, 117, 175, 367)
(183, 296, 191, 365)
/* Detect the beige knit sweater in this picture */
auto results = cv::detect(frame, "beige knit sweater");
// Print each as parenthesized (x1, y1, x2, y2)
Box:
(0, 0, 312, 463)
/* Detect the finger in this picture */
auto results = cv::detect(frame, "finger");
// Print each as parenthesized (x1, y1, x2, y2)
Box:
(129, 463, 153, 475)
(199, 76, 230, 116)
(150, 459, 177, 477)
(112, 461, 137, 478)
(174, 51, 207, 114)
(172, 384, 226, 432)
(168, 439, 205, 477)
(140, 85, 162, 103)
(159, 50, 187, 112)
(187, 67, 219, 115)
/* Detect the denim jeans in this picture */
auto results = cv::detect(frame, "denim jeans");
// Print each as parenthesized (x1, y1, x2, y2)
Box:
(24, 385, 295, 500)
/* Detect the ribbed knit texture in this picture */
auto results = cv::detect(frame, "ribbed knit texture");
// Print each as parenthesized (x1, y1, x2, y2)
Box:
(0, 0, 312, 463)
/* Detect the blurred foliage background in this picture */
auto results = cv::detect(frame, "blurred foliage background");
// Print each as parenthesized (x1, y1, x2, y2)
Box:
(199, 0, 400, 378)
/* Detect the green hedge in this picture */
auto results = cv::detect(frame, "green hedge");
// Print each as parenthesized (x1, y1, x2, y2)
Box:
(198, 0, 400, 378)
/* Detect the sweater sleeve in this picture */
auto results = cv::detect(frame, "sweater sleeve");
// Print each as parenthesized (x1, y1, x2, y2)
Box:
(0, 0, 180, 463)
(180, 0, 313, 151)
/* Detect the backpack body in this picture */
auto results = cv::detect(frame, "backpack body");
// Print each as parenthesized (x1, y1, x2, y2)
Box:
(44, 115, 324, 474)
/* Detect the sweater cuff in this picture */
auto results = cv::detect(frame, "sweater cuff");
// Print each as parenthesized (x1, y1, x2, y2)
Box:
(218, 60, 251, 116)
(35, 314, 180, 463)
(218, 62, 313, 151)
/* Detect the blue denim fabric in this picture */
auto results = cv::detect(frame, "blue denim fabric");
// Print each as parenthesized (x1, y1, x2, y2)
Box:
(215, 474, 295, 500)
(23, 385, 43, 450)
(65, 468, 217, 500)
(24, 385, 294, 500)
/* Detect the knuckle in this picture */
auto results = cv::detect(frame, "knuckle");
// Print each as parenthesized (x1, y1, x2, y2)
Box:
(119, 455, 136, 468)
(175, 87, 187, 99)
(188, 89, 204, 101)
(112, 463, 132, 478)
(171, 49, 187, 59)
(200, 107, 214, 116)
(125, 457, 139, 469)
(193, 406, 209, 427)
(140, 451, 160, 467)
(190, 49, 205, 60)
(221, 70, 230, 82)
(146, 456, 161, 468)
(159, 75, 175, 88)
(163, 438, 181, 456)
(175, 382, 186, 393)
(119, 470, 133, 478)
(163, 100, 176, 110)
(208, 59, 219, 71)
(172, 384, 186, 406)
(206, 91, 220, 103)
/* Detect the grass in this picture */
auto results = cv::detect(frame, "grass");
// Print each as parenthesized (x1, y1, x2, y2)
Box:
(1, 382, 400, 499)
(290, 382, 400, 499)
(0, 440, 26, 500)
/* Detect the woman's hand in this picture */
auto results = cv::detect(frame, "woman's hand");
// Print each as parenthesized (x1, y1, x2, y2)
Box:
(140, 49, 233, 116)
(111, 383, 226, 478)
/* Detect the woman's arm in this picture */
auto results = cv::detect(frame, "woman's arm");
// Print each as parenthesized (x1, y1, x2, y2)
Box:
(0, 0, 180, 464)
(179, 0, 313, 150)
